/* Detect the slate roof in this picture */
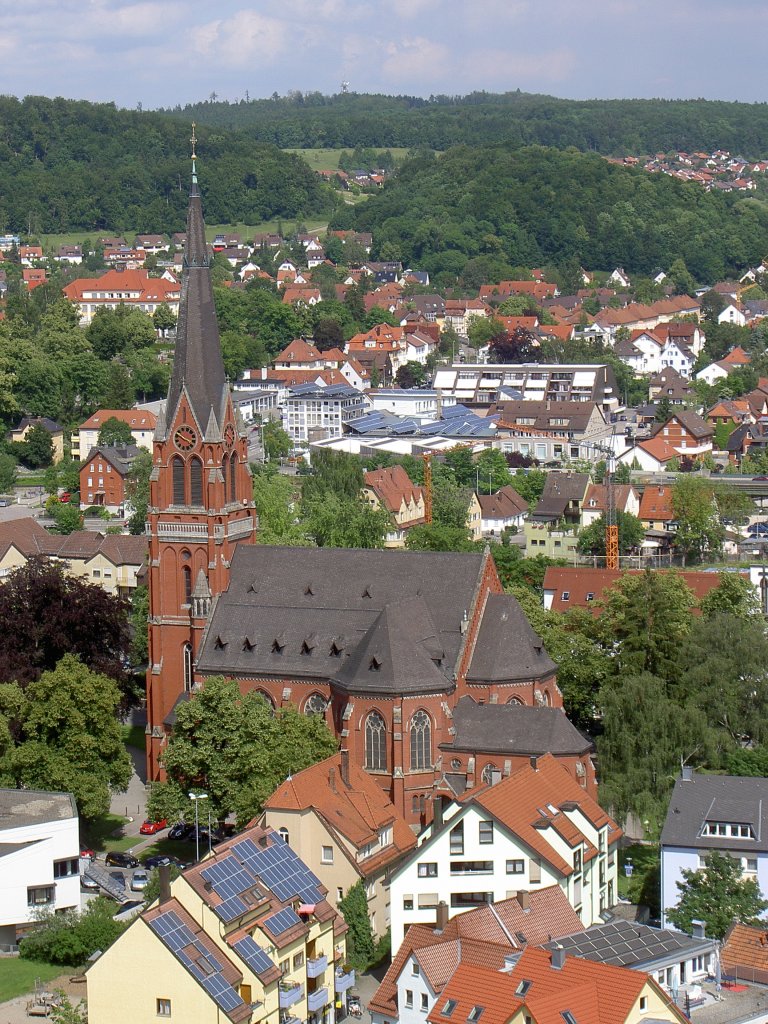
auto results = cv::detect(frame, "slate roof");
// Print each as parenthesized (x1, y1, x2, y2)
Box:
(199, 547, 541, 694)
(661, 772, 768, 851)
(531, 472, 590, 521)
(163, 174, 228, 439)
(495, 400, 601, 433)
(545, 920, 713, 969)
(446, 695, 592, 756)
(478, 485, 528, 520)
(82, 444, 140, 476)
(465, 594, 556, 682)
(650, 410, 713, 441)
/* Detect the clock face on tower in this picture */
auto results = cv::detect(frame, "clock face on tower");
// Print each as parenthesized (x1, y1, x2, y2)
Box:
(174, 425, 197, 451)
(224, 424, 236, 450)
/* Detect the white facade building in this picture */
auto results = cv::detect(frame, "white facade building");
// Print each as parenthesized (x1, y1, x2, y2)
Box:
(283, 383, 369, 444)
(0, 789, 80, 947)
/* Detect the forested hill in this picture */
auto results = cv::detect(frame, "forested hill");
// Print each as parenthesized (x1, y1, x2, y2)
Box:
(342, 145, 768, 283)
(0, 96, 330, 234)
(160, 91, 768, 157)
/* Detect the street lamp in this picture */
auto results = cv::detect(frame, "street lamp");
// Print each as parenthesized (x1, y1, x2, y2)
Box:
(189, 792, 208, 863)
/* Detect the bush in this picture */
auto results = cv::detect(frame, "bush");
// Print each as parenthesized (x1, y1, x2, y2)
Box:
(19, 897, 125, 966)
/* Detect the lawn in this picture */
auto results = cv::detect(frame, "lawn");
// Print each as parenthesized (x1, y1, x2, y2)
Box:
(618, 843, 660, 917)
(81, 813, 134, 854)
(141, 837, 198, 864)
(285, 147, 413, 171)
(121, 723, 145, 750)
(0, 959, 64, 1003)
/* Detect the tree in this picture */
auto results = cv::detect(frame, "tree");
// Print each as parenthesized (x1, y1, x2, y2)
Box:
(124, 448, 152, 535)
(667, 851, 768, 939)
(303, 493, 388, 548)
(152, 303, 177, 335)
(654, 397, 672, 423)
(576, 511, 645, 556)
(7, 655, 132, 820)
(598, 671, 712, 829)
(252, 466, 308, 545)
(0, 453, 18, 492)
(98, 416, 134, 446)
(19, 896, 126, 965)
(672, 476, 724, 565)
(104, 361, 134, 409)
(405, 524, 476, 552)
(598, 569, 695, 683)
(443, 447, 476, 488)
(147, 677, 338, 825)
(700, 572, 761, 620)
(47, 499, 84, 535)
(262, 419, 292, 461)
(475, 448, 511, 494)
(130, 585, 149, 666)
(0, 558, 130, 687)
(23, 422, 55, 468)
(395, 361, 427, 388)
(488, 326, 536, 363)
(313, 318, 344, 352)
(339, 881, 375, 971)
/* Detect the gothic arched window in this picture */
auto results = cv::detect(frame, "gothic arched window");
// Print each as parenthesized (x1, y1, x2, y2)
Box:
(182, 566, 192, 605)
(172, 456, 185, 505)
(365, 711, 386, 771)
(189, 456, 203, 507)
(183, 643, 193, 692)
(410, 710, 431, 770)
(481, 763, 498, 785)
(229, 453, 237, 503)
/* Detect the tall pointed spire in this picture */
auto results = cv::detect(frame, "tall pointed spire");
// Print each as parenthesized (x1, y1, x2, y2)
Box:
(162, 124, 227, 438)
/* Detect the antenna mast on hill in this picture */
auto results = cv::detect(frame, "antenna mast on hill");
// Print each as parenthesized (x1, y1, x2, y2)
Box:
(341, 81, 349, 94)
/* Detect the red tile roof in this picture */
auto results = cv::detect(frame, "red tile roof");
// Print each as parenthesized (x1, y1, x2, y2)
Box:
(79, 408, 156, 431)
(275, 338, 323, 364)
(638, 484, 674, 521)
(722, 922, 768, 978)
(464, 754, 619, 875)
(363, 465, 424, 517)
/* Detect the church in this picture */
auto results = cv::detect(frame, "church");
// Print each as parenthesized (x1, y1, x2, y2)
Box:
(145, 148, 594, 828)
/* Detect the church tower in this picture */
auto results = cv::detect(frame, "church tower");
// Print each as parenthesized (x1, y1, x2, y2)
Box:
(145, 128, 257, 779)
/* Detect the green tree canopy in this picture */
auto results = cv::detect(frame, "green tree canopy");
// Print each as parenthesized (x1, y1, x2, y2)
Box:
(576, 511, 645, 556)
(667, 851, 768, 939)
(147, 676, 338, 826)
(672, 477, 724, 565)
(98, 416, 134, 447)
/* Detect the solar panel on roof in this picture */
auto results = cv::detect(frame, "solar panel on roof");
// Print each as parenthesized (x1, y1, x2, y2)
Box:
(263, 906, 301, 936)
(202, 973, 244, 1013)
(150, 911, 197, 952)
(214, 896, 249, 923)
(233, 936, 275, 975)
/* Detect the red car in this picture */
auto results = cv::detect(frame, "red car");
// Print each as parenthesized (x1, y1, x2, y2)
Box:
(139, 818, 168, 835)
(80, 847, 95, 860)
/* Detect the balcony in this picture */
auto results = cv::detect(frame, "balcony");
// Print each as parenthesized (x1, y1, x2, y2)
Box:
(279, 983, 303, 1009)
(307, 987, 329, 1013)
(334, 968, 355, 993)
(307, 954, 328, 979)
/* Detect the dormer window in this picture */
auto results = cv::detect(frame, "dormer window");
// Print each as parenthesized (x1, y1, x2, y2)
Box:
(242, 636, 255, 652)
(272, 637, 285, 654)
(362, 585, 373, 599)
(330, 640, 343, 657)
(369, 655, 382, 671)
(214, 635, 227, 650)
(468, 1008, 484, 1022)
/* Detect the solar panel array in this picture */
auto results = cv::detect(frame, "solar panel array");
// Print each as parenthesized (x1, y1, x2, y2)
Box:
(233, 837, 324, 905)
(149, 911, 244, 1017)
(233, 936, 275, 976)
(201, 856, 260, 923)
(262, 906, 302, 937)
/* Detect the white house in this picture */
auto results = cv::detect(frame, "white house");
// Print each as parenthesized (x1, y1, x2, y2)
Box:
(0, 789, 80, 948)
(661, 769, 768, 929)
(718, 303, 747, 327)
(72, 408, 157, 460)
(282, 383, 369, 444)
(367, 390, 455, 420)
(389, 754, 620, 950)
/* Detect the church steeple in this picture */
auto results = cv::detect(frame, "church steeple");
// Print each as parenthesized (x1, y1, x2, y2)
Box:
(162, 123, 228, 440)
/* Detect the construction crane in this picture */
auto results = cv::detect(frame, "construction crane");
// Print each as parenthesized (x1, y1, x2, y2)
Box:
(579, 431, 620, 570)
(422, 452, 433, 524)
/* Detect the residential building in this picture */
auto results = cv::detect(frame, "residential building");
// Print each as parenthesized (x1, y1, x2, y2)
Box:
(581, 483, 640, 527)
(282, 383, 369, 444)
(425, 947, 688, 1024)
(0, 788, 80, 948)
(495, 400, 610, 464)
(9, 416, 65, 463)
(261, 751, 416, 938)
(79, 445, 140, 513)
(54, 244, 83, 265)
(72, 408, 157, 459)
(274, 339, 326, 371)
(367, 391, 455, 420)
(546, 919, 715, 991)
(722, 922, 768, 984)
(87, 824, 351, 1024)
(648, 368, 694, 404)
(478, 486, 528, 537)
(369, 888, 584, 1024)
(63, 268, 180, 325)
(541, 567, 746, 616)
(638, 485, 675, 531)
(362, 465, 426, 547)
(433, 364, 621, 414)
(524, 473, 590, 560)
(661, 769, 768, 929)
(346, 324, 408, 373)
(389, 754, 621, 948)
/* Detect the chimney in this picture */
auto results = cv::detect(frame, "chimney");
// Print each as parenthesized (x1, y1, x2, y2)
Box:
(529, 755, 538, 772)
(340, 749, 350, 787)
(329, 766, 337, 794)
(551, 945, 566, 970)
(691, 920, 706, 939)
(681, 766, 693, 782)
(435, 901, 449, 933)
(158, 864, 172, 905)
(516, 890, 530, 912)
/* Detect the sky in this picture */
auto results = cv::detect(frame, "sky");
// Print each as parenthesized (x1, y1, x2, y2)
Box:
(2, 0, 767, 110)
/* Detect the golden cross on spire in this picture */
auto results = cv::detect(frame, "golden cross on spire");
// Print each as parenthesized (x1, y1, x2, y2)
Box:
(190, 122, 197, 160)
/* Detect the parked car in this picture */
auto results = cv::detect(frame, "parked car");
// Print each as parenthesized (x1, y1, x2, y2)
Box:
(143, 853, 184, 869)
(109, 871, 126, 889)
(130, 869, 150, 891)
(105, 851, 139, 868)
(139, 818, 168, 836)
(80, 847, 95, 860)
(748, 523, 768, 537)
(80, 873, 99, 891)
(168, 822, 193, 841)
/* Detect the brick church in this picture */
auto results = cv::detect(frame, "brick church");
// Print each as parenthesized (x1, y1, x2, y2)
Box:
(146, 155, 594, 828)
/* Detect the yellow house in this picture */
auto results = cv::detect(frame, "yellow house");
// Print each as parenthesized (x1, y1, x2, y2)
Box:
(466, 491, 483, 541)
(87, 825, 352, 1024)
(9, 417, 66, 464)
(261, 751, 416, 939)
(362, 465, 426, 548)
